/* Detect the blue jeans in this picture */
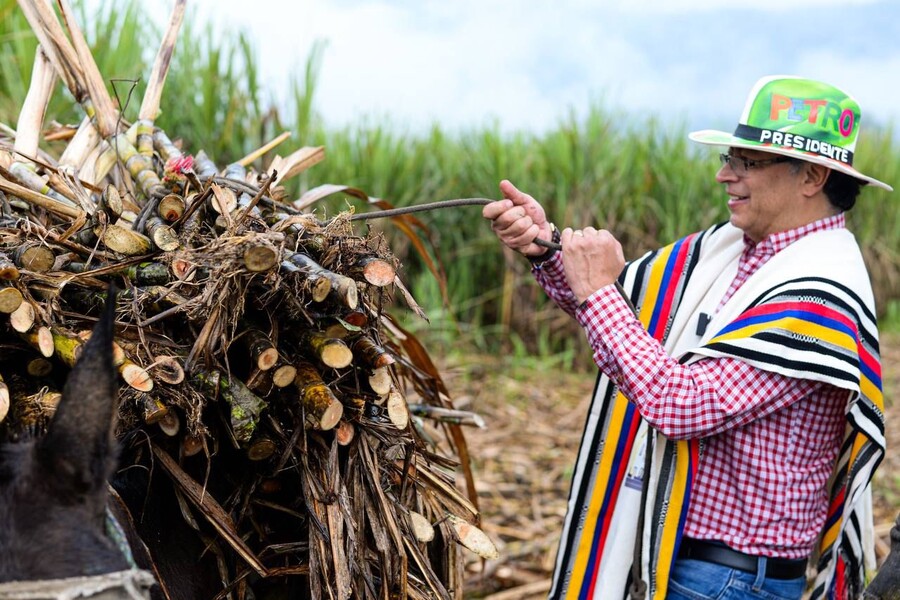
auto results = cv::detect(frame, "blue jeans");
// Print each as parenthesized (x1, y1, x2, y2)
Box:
(666, 557, 806, 600)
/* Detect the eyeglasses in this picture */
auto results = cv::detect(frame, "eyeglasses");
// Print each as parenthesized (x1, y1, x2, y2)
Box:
(719, 153, 793, 176)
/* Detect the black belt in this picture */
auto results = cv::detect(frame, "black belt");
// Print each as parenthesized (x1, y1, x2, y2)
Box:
(677, 538, 807, 580)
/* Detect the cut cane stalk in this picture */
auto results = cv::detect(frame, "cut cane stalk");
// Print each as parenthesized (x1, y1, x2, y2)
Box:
(149, 355, 184, 385)
(144, 216, 180, 251)
(335, 420, 355, 446)
(245, 367, 274, 397)
(123, 262, 170, 286)
(152, 129, 182, 163)
(446, 515, 499, 560)
(26, 358, 53, 377)
(409, 511, 435, 543)
(304, 331, 353, 369)
(95, 223, 153, 255)
(327, 273, 358, 310)
(157, 193, 185, 222)
(182, 434, 205, 457)
(119, 358, 154, 392)
(242, 328, 280, 371)
(243, 245, 278, 272)
(0, 252, 20, 280)
(139, 395, 169, 425)
(271, 363, 297, 388)
(0, 286, 24, 314)
(14, 242, 55, 273)
(0, 176, 82, 219)
(350, 256, 396, 288)
(247, 437, 276, 461)
(386, 390, 410, 430)
(8, 162, 76, 208)
(22, 326, 54, 358)
(368, 367, 393, 397)
(194, 370, 267, 444)
(10, 301, 35, 333)
(408, 404, 486, 428)
(350, 335, 395, 369)
(137, 0, 186, 156)
(210, 183, 237, 215)
(293, 362, 343, 431)
(280, 253, 332, 302)
(193, 150, 218, 179)
(158, 409, 180, 437)
(0, 376, 8, 425)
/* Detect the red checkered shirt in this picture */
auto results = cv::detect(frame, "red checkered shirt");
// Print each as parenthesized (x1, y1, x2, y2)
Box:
(535, 214, 849, 558)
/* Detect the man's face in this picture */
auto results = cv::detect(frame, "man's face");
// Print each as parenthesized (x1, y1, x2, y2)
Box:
(715, 148, 805, 243)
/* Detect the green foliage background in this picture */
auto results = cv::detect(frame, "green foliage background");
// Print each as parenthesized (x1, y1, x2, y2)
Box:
(2, 0, 898, 366)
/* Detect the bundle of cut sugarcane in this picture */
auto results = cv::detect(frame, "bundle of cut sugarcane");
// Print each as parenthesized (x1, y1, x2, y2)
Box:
(0, 1, 496, 598)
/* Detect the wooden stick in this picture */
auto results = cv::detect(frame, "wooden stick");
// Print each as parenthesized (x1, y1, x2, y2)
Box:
(55, 0, 119, 138)
(14, 45, 57, 163)
(0, 176, 83, 218)
(16, 0, 86, 102)
(235, 131, 291, 168)
(136, 0, 186, 154)
(407, 404, 486, 428)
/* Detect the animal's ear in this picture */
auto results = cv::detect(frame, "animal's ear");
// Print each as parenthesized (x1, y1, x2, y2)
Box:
(38, 285, 120, 493)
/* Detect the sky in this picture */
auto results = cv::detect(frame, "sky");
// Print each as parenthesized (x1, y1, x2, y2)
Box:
(176, 0, 898, 137)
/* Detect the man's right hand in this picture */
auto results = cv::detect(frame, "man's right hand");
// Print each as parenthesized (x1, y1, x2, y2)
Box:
(482, 180, 553, 257)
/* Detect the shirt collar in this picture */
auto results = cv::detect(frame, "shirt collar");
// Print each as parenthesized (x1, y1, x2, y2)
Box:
(743, 212, 846, 255)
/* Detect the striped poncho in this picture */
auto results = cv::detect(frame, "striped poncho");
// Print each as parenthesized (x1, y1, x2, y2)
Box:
(549, 222, 884, 600)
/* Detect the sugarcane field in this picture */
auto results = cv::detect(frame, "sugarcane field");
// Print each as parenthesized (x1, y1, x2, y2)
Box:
(1, 1, 899, 600)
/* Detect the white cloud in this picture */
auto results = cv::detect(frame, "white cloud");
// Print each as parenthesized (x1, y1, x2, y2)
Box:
(612, 0, 880, 13)
(157, 0, 899, 135)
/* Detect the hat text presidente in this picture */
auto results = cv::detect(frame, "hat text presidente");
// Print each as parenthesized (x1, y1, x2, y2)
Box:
(757, 93, 854, 163)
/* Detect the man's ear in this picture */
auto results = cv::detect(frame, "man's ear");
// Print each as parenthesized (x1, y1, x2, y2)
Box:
(801, 163, 830, 197)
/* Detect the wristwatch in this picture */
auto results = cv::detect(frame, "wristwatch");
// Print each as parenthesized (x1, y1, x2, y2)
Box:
(527, 223, 560, 266)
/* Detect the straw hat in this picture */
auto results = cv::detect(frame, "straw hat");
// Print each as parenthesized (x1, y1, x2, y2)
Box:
(689, 75, 892, 192)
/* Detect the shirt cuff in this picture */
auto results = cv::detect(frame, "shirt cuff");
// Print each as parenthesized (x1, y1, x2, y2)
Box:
(574, 284, 639, 354)
(531, 251, 565, 276)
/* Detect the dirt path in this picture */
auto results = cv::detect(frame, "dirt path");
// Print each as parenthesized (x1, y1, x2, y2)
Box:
(453, 333, 899, 599)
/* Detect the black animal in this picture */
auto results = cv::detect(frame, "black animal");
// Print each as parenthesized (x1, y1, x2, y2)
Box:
(0, 289, 131, 582)
(0, 292, 304, 600)
(0, 290, 225, 599)
(866, 513, 900, 599)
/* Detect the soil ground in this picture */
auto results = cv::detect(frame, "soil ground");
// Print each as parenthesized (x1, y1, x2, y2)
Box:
(452, 333, 900, 599)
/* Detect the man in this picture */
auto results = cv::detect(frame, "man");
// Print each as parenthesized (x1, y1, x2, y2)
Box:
(483, 76, 890, 600)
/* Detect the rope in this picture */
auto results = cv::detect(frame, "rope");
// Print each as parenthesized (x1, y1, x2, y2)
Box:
(0, 569, 155, 600)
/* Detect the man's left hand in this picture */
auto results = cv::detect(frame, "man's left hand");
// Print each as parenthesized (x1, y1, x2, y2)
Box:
(560, 227, 625, 304)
